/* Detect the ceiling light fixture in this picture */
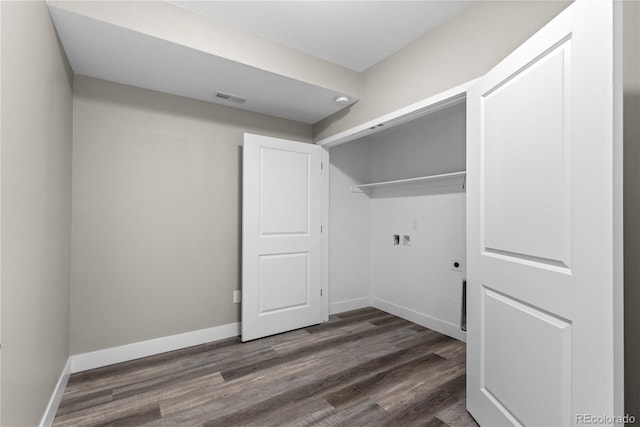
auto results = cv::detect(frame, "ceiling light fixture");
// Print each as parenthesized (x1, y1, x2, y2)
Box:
(334, 95, 350, 106)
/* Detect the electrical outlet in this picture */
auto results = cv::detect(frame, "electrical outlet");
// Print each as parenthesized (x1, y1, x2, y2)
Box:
(451, 259, 463, 272)
(233, 290, 242, 303)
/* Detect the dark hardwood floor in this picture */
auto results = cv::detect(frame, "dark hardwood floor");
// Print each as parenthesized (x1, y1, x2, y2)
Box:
(54, 308, 478, 426)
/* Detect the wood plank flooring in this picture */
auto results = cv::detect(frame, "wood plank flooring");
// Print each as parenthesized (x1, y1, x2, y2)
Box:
(54, 308, 478, 426)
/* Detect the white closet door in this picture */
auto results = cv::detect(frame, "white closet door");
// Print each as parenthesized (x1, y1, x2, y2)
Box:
(467, 1, 622, 425)
(242, 133, 323, 342)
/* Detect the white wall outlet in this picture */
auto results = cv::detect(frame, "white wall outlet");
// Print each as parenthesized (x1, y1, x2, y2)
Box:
(233, 290, 242, 303)
(451, 259, 463, 272)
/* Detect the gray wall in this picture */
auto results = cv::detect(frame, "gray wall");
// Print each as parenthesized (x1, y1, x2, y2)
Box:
(314, 1, 571, 141)
(367, 104, 466, 339)
(1, 1, 73, 426)
(368, 104, 466, 183)
(328, 139, 372, 312)
(624, 0, 640, 419)
(71, 76, 311, 355)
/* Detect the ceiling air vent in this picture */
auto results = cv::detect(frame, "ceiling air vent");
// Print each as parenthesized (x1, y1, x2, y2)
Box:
(215, 91, 247, 104)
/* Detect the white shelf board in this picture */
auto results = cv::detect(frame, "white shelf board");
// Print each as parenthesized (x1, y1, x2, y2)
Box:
(351, 171, 466, 197)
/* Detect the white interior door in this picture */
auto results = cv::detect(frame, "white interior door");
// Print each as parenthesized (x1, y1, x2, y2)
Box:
(242, 133, 323, 342)
(467, 1, 622, 425)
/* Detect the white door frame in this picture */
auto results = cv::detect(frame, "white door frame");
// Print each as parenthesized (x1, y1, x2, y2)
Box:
(0, 1, 3, 422)
(321, 147, 330, 322)
(612, 1, 624, 416)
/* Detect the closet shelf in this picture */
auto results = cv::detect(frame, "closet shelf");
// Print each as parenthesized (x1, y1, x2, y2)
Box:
(351, 171, 466, 196)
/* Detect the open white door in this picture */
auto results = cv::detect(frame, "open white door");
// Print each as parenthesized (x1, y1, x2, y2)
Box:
(467, 1, 622, 425)
(242, 133, 323, 342)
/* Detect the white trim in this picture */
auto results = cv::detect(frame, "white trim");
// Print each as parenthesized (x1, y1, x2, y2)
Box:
(0, 2, 3, 423)
(321, 147, 330, 322)
(39, 358, 71, 427)
(70, 322, 240, 373)
(315, 79, 478, 148)
(612, 0, 624, 416)
(329, 297, 372, 315)
(371, 297, 466, 342)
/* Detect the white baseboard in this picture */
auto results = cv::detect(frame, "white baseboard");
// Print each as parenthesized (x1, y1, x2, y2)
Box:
(329, 297, 371, 315)
(371, 297, 466, 342)
(39, 358, 71, 427)
(70, 322, 240, 373)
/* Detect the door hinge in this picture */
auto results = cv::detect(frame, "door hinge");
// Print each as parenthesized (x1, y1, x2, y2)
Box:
(321, 289, 323, 297)
(321, 225, 323, 233)
(321, 162, 324, 170)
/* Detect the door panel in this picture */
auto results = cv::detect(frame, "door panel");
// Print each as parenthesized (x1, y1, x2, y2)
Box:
(467, 1, 622, 425)
(242, 133, 322, 342)
(482, 288, 571, 426)
(259, 147, 310, 235)
(483, 38, 571, 268)
(259, 252, 310, 313)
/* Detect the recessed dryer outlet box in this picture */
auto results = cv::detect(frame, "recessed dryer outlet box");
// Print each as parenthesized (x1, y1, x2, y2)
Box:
(451, 259, 463, 272)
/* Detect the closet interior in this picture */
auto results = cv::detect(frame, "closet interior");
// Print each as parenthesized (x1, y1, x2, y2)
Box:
(327, 98, 468, 341)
